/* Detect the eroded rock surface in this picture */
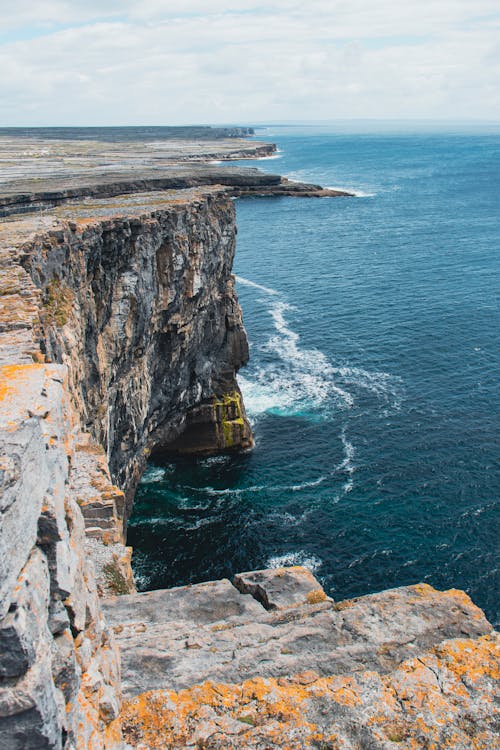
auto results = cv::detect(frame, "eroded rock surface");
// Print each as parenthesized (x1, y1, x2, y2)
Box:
(0, 135, 351, 218)
(0, 160, 258, 747)
(111, 570, 498, 748)
(4, 187, 254, 507)
(233, 566, 330, 610)
(0, 365, 122, 749)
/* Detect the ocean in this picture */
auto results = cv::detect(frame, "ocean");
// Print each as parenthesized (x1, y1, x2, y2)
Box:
(129, 125, 500, 627)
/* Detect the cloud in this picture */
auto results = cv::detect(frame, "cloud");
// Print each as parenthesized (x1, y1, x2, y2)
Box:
(0, 1, 499, 124)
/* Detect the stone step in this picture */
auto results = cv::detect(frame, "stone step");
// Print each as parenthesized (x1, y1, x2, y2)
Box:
(102, 568, 493, 699)
(69, 436, 126, 545)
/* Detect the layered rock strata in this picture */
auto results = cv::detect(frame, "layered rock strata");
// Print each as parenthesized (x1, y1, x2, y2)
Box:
(0, 168, 350, 218)
(7, 187, 253, 502)
(103, 571, 493, 698)
(0, 364, 123, 749)
(0, 134, 351, 217)
(122, 631, 500, 749)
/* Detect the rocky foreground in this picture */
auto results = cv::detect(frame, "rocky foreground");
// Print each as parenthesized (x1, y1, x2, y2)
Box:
(0, 133, 498, 748)
(112, 569, 498, 749)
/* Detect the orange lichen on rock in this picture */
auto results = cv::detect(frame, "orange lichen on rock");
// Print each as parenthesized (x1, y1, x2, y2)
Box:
(434, 632, 500, 682)
(306, 588, 328, 604)
(0, 363, 47, 403)
(121, 633, 500, 749)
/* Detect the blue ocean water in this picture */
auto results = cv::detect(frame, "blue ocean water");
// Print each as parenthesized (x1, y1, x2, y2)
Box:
(130, 126, 500, 626)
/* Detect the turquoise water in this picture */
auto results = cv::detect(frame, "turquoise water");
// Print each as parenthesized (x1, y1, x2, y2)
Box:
(130, 126, 500, 626)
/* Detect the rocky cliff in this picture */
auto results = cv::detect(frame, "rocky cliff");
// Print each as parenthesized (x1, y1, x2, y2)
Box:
(0, 180, 257, 748)
(19, 188, 253, 508)
(0, 137, 498, 749)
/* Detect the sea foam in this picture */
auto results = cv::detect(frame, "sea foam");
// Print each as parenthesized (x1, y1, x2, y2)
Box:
(236, 276, 354, 419)
(266, 551, 323, 573)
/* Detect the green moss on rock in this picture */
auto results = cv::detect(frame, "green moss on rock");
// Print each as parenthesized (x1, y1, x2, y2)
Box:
(43, 278, 74, 327)
(213, 391, 246, 449)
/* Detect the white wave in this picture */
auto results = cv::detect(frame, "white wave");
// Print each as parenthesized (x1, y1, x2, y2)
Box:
(141, 467, 166, 483)
(338, 428, 355, 493)
(254, 153, 283, 160)
(332, 365, 403, 410)
(290, 475, 327, 491)
(266, 551, 322, 573)
(238, 291, 353, 420)
(184, 474, 327, 498)
(235, 274, 279, 296)
(338, 429, 355, 473)
(267, 511, 302, 527)
(133, 572, 151, 590)
(199, 454, 232, 467)
(200, 484, 266, 496)
(261, 299, 353, 409)
(325, 185, 376, 197)
(237, 277, 401, 423)
(180, 483, 282, 498)
(238, 374, 290, 417)
(132, 555, 169, 592)
(183, 517, 216, 531)
(267, 509, 313, 527)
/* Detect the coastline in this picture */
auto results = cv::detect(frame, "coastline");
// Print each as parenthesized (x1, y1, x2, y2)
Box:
(0, 132, 497, 749)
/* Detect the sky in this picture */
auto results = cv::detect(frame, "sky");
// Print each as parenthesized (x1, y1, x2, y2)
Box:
(1, 1, 499, 126)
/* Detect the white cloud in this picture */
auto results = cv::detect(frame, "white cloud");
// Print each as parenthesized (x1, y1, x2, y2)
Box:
(0, 2, 499, 124)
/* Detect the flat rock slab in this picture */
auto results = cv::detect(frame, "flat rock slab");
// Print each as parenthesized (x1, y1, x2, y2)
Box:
(233, 566, 331, 610)
(103, 578, 266, 629)
(103, 570, 493, 698)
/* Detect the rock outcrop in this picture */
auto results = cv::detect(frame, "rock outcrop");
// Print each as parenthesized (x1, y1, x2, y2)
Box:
(103, 567, 499, 748)
(103, 573, 492, 698)
(121, 630, 500, 749)
(0, 134, 498, 749)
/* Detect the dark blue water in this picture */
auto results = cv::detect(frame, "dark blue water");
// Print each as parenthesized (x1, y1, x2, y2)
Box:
(129, 127, 500, 626)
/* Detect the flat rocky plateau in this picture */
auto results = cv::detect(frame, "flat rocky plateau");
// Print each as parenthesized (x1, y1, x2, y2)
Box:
(0, 134, 351, 216)
(113, 568, 498, 749)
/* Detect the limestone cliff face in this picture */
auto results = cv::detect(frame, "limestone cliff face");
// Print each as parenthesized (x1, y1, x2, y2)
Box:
(0, 365, 123, 750)
(20, 190, 253, 510)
